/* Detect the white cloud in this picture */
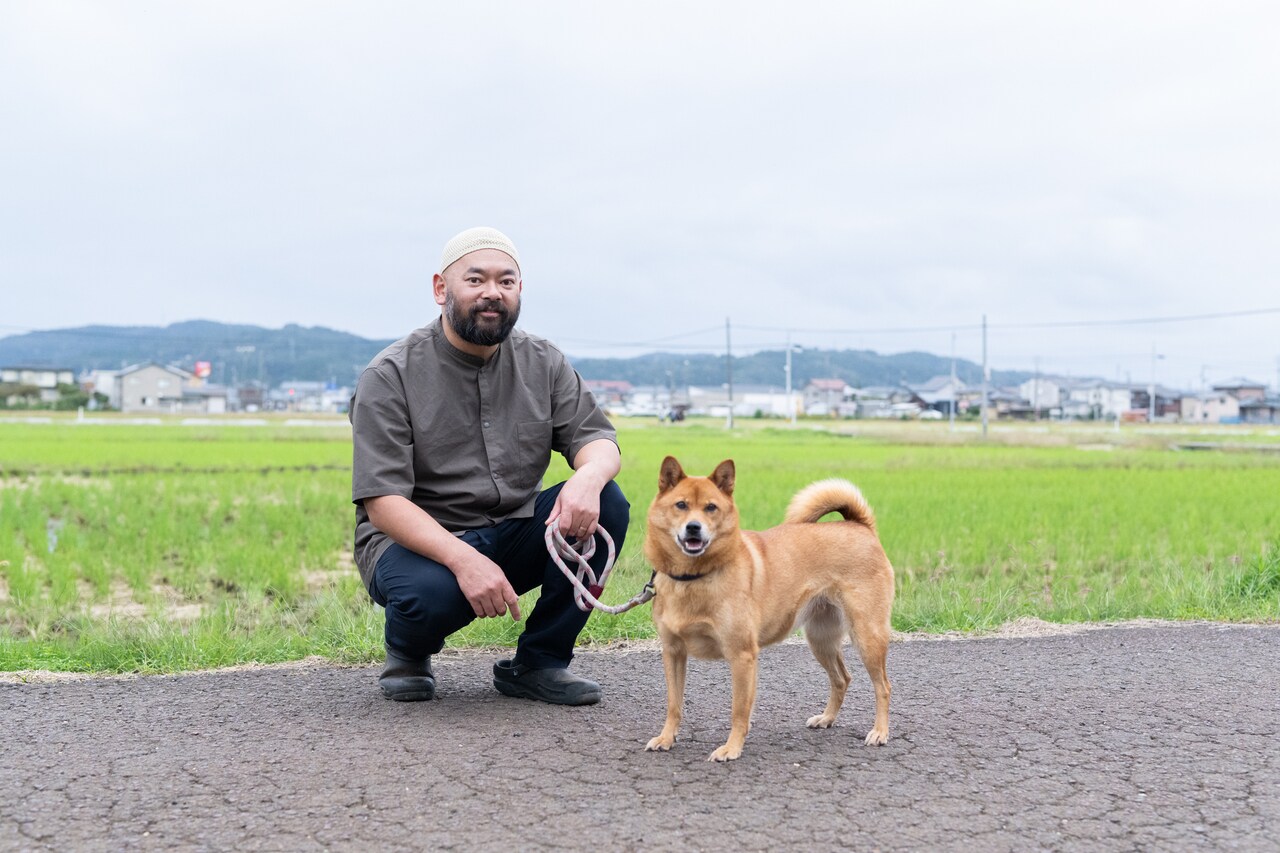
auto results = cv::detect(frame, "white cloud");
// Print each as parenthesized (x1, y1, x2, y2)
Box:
(2, 1, 1279, 389)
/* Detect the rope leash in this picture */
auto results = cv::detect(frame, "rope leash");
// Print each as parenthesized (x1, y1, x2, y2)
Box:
(544, 524, 655, 614)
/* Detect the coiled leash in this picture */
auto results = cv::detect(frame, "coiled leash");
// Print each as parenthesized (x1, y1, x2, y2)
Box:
(544, 524, 655, 614)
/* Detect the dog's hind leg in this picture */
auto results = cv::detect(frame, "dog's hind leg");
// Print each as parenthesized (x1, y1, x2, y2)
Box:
(839, 589, 892, 746)
(800, 597, 851, 729)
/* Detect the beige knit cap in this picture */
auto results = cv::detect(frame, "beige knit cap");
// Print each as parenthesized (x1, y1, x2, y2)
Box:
(439, 226, 521, 274)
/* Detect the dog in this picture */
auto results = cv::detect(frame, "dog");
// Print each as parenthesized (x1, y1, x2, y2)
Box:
(642, 456, 894, 762)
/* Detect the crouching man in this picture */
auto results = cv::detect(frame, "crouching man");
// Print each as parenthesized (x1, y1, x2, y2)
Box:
(349, 226, 628, 705)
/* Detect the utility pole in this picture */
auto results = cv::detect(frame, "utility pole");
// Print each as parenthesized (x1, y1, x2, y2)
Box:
(725, 317, 734, 430)
(785, 330, 796, 426)
(981, 314, 989, 439)
(1148, 343, 1164, 423)
(949, 332, 956, 431)
(1033, 356, 1041, 420)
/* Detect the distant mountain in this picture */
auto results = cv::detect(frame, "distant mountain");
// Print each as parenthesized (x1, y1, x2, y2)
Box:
(572, 349, 1029, 390)
(0, 321, 394, 387)
(0, 321, 1031, 389)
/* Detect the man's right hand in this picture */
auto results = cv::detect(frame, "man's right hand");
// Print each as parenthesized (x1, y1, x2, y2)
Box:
(364, 495, 522, 622)
(452, 550, 522, 621)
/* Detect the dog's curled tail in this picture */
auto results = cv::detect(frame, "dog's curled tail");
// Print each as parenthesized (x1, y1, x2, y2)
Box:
(784, 479, 877, 532)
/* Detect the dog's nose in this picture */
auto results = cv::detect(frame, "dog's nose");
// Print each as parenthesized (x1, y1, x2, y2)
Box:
(684, 521, 702, 535)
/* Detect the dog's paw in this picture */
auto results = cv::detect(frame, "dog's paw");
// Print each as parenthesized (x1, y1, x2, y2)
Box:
(864, 726, 889, 746)
(645, 735, 675, 752)
(806, 713, 837, 729)
(707, 744, 742, 762)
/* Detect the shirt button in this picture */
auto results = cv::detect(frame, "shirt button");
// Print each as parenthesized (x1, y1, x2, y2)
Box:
(483, 421, 490, 428)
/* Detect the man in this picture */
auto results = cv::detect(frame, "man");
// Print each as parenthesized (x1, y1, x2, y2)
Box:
(349, 226, 628, 706)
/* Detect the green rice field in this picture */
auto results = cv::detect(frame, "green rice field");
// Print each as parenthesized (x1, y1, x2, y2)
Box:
(1, 415, 1278, 674)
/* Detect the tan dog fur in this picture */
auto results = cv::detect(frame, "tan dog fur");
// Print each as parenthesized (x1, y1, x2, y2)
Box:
(642, 456, 894, 762)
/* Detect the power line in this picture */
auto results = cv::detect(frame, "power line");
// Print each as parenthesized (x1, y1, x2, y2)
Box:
(993, 306, 1280, 330)
(738, 305, 1280, 336)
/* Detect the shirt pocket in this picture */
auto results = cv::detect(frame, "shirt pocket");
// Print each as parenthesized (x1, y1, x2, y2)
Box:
(513, 419, 553, 490)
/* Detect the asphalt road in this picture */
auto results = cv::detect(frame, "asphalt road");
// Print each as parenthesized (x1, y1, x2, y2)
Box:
(3, 623, 1277, 852)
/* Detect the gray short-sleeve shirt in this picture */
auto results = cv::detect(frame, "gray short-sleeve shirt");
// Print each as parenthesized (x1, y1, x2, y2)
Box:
(348, 318, 617, 591)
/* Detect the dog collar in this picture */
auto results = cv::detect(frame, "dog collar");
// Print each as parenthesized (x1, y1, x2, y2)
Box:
(667, 572, 707, 582)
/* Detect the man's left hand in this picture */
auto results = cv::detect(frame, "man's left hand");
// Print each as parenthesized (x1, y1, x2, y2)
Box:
(549, 471, 604, 541)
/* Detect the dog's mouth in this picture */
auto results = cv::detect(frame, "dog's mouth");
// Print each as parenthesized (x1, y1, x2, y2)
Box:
(676, 533, 710, 557)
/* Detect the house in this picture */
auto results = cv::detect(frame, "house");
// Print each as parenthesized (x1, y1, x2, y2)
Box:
(911, 375, 971, 416)
(1, 365, 76, 404)
(234, 383, 267, 413)
(268, 381, 352, 414)
(803, 379, 852, 416)
(1182, 378, 1271, 424)
(1018, 377, 1066, 415)
(680, 384, 794, 419)
(987, 387, 1025, 418)
(1129, 385, 1182, 421)
(81, 369, 119, 407)
(585, 379, 634, 407)
(848, 386, 921, 419)
(1239, 396, 1280, 425)
(1180, 392, 1241, 425)
(1062, 380, 1138, 420)
(1211, 377, 1268, 403)
(181, 384, 230, 415)
(115, 362, 195, 413)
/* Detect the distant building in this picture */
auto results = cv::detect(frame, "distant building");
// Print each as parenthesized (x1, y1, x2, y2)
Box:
(803, 379, 852, 416)
(911, 375, 972, 416)
(80, 369, 118, 407)
(268, 380, 351, 413)
(1211, 378, 1267, 403)
(1, 365, 76, 404)
(181, 384, 230, 415)
(584, 380, 634, 409)
(1184, 377, 1274, 424)
(1018, 377, 1065, 415)
(847, 386, 919, 419)
(115, 362, 195, 413)
(1239, 396, 1280, 425)
(234, 383, 267, 413)
(1062, 380, 1138, 420)
(1181, 392, 1241, 424)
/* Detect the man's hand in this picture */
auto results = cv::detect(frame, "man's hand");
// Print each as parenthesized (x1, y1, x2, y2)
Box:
(452, 549, 522, 621)
(364, 495, 521, 621)
(548, 439, 620, 541)
(549, 471, 605, 541)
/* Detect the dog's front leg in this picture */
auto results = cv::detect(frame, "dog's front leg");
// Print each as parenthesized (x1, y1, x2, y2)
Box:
(645, 645, 687, 752)
(708, 647, 758, 762)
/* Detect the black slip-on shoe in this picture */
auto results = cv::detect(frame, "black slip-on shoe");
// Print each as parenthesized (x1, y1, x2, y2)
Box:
(492, 658, 601, 706)
(380, 646, 435, 702)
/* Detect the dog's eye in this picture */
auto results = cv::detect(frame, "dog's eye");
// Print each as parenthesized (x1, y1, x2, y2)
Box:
(674, 500, 688, 510)
(705, 503, 717, 513)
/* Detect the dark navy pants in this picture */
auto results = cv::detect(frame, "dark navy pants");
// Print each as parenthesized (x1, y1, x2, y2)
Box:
(368, 481, 630, 669)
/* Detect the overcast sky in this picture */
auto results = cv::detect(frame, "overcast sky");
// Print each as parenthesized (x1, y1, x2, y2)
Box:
(2, 1, 1278, 390)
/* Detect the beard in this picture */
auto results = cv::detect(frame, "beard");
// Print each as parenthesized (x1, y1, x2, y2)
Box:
(444, 289, 521, 346)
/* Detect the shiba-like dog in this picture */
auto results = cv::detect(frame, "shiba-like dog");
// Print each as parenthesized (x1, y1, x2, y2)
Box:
(642, 456, 894, 761)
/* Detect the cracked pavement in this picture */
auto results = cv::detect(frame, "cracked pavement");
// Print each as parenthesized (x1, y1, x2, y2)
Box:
(2, 623, 1278, 851)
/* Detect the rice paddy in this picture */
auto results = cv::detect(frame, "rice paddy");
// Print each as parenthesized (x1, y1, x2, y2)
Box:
(1, 415, 1277, 673)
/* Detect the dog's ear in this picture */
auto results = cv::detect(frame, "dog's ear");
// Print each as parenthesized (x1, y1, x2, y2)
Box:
(658, 456, 686, 493)
(710, 459, 735, 496)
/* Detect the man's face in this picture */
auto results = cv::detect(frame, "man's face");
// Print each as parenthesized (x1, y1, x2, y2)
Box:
(435, 249, 522, 346)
